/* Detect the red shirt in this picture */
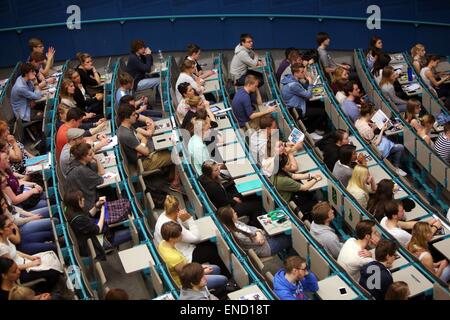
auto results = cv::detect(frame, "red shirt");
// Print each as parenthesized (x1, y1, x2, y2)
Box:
(56, 123, 69, 161)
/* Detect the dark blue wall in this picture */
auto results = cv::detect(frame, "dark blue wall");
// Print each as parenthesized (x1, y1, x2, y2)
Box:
(0, 0, 449, 67)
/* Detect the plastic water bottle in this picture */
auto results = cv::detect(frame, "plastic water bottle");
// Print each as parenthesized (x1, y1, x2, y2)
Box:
(158, 50, 164, 64)
(407, 67, 413, 82)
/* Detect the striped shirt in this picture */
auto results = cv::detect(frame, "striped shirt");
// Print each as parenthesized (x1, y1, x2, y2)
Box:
(434, 133, 450, 164)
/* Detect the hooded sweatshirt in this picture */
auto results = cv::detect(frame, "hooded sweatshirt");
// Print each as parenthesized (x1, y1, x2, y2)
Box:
(230, 44, 258, 80)
(273, 268, 319, 300)
(310, 222, 344, 259)
(179, 287, 218, 300)
(280, 74, 313, 117)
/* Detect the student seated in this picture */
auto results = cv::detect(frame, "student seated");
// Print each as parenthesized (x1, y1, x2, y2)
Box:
(341, 81, 362, 122)
(75, 53, 102, 94)
(337, 220, 379, 281)
(379, 66, 407, 113)
(29, 52, 56, 86)
(366, 36, 383, 71)
(67, 69, 103, 115)
(403, 99, 422, 132)
(116, 103, 181, 192)
(276, 47, 297, 84)
(199, 161, 262, 225)
(65, 190, 131, 260)
(316, 32, 351, 77)
(261, 140, 302, 178)
(417, 114, 436, 148)
(157, 221, 228, 293)
(249, 114, 277, 165)
(332, 144, 358, 188)
(188, 117, 213, 175)
(330, 67, 349, 94)
(184, 44, 216, 80)
(10, 63, 44, 122)
(126, 40, 160, 93)
(59, 79, 98, 124)
(0, 218, 62, 295)
(334, 79, 348, 105)
(154, 195, 229, 277)
(180, 96, 216, 133)
(384, 281, 410, 300)
(310, 202, 343, 259)
(355, 104, 406, 176)
(273, 256, 318, 300)
(8, 285, 52, 300)
(279, 50, 304, 88)
(179, 262, 219, 300)
(367, 179, 401, 221)
(411, 44, 426, 74)
(28, 38, 55, 78)
(407, 222, 450, 282)
(420, 55, 450, 108)
(346, 165, 376, 209)
(0, 122, 33, 175)
(372, 53, 391, 85)
(217, 206, 291, 257)
(119, 95, 162, 121)
(229, 33, 264, 86)
(281, 63, 327, 135)
(231, 75, 274, 128)
(271, 154, 322, 220)
(315, 129, 350, 171)
(359, 239, 395, 300)
(434, 121, 450, 164)
(175, 59, 205, 103)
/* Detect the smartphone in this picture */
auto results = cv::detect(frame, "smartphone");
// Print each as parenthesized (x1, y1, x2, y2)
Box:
(339, 287, 348, 295)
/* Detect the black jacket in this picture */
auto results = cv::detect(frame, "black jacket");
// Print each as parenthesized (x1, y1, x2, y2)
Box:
(359, 261, 393, 300)
(126, 53, 154, 91)
(316, 134, 340, 171)
(69, 212, 106, 261)
(198, 175, 239, 209)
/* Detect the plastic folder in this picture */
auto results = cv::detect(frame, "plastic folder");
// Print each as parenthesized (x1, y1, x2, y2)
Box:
(235, 179, 262, 194)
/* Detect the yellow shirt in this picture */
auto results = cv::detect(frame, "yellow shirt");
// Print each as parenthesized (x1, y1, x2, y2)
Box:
(158, 241, 187, 287)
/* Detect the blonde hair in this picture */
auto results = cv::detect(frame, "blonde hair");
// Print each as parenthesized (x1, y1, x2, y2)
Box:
(420, 114, 435, 127)
(411, 44, 425, 57)
(164, 195, 180, 216)
(347, 165, 370, 195)
(186, 96, 201, 108)
(332, 66, 348, 83)
(8, 285, 36, 300)
(407, 222, 431, 254)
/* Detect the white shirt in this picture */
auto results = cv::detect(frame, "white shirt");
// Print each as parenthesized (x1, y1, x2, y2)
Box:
(154, 213, 201, 263)
(0, 238, 25, 265)
(337, 238, 374, 281)
(336, 91, 346, 105)
(380, 217, 412, 247)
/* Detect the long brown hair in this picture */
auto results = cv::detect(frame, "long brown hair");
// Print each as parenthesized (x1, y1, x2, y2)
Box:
(405, 99, 420, 123)
(217, 206, 252, 240)
(407, 222, 431, 254)
(60, 79, 74, 99)
(379, 66, 395, 87)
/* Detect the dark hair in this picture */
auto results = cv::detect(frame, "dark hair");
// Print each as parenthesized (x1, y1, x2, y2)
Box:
(244, 74, 259, 86)
(118, 73, 133, 86)
(375, 239, 397, 262)
(372, 53, 391, 77)
(385, 281, 409, 300)
(284, 47, 297, 59)
(0, 214, 9, 231)
(240, 33, 253, 44)
(177, 82, 191, 96)
(66, 68, 79, 80)
(187, 44, 201, 56)
(355, 220, 376, 240)
(105, 288, 129, 300)
(368, 36, 382, 53)
(180, 59, 195, 73)
(273, 153, 290, 176)
(63, 189, 85, 221)
(130, 40, 145, 53)
(284, 256, 306, 273)
(66, 108, 84, 122)
(259, 114, 275, 130)
(117, 102, 135, 123)
(335, 79, 349, 92)
(201, 159, 219, 182)
(291, 63, 305, 75)
(316, 32, 330, 46)
(426, 55, 440, 65)
(384, 200, 402, 220)
(180, 262, 204, 289)
(20, 63, 34, 77)
(312, 201, 332, 225)
(70, 142, 91, 160)
(287, 50, 302, 64)
(76, 52, 91, 65)
(367, 179, 395, 220)
(333, 129, 348, 144)
(160, 221, 182, 241)
(0, 257, 15, 284)
(343, 81, 357, 96)
(360, 103, 375, 117)
(119, 95, 134, 106)
(28, 38, 43, 51)
(339, 144, 356, 166)
(217, 206, 253, 240)
(30, 51, 46, 63)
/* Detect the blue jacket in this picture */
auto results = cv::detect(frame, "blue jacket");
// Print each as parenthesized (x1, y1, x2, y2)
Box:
(280, 74, 313, 116)
(10, 76, 42, 121)
(273, 268, 319, 300)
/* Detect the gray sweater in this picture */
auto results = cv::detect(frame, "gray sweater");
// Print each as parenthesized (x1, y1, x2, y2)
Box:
(229, 44, 258, 80)
(332, 161, 353, 188)
(233, 221, 271, 257)
(310, 222, 343, 259)
(179, 287, 218, 300)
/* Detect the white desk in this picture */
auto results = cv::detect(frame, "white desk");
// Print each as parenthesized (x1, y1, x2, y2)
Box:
(294, 153, 317, 173)
(216, 116, 232, 130)
(195, 216, 218, 242)
(316, 275, 358, 300)
(152, 132, 173, 150)
(225, 158, 255, 178)
(432, 237, 450, 261)
(300, 169, 328, 191)
(203, 79, 220, 94)
(153, 118, 172, 136)
(227, 284, 268, 300)
(404, 202, 429, 221)
(95, 151, 117, 168)
(204, 71, 219, 81)
(118, 244, 155, 274)
(257, 214, 291, 236)
(217, 128, 238, 146)
(97, 166, 121, 189)
(218, 143, 246, 162)
(392, 265, 433, 298)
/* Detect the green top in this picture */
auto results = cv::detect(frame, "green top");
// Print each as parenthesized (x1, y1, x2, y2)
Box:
(270, 174, 302, 202)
